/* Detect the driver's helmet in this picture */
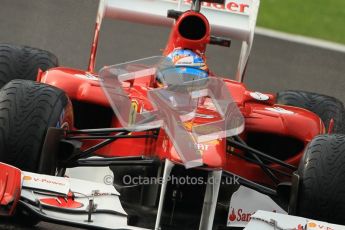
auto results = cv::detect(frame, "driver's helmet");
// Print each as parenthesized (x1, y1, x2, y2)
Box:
(156, 49, 209, 86)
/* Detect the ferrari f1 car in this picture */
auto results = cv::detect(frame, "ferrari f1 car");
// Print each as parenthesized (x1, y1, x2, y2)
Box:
(1, 0, 345, 229)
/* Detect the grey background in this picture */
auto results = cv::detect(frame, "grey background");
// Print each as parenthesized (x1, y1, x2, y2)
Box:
(0, 0, 344, 229)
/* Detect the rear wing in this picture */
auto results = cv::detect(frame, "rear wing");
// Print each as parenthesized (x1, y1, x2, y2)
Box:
(89, 0, 260, 82)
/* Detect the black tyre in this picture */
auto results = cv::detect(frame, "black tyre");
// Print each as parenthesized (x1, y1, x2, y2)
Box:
(297, 134, 345, 224)
(0, 44, 58, 88)
(0, 80, 71, 173)
(277, 90, 345, 133)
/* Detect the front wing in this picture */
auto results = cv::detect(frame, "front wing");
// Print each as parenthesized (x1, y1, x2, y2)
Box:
(0, 163, 147, 230)
(2, 162, 345, 230)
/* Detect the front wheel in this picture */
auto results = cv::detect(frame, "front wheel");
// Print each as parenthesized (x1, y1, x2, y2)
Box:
(296, 134, 345, 224)
(0, 80, 73, 226)
(0, 80, 73, 173)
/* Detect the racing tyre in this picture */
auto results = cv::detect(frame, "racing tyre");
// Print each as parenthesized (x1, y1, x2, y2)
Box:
(277, 90, 345, 133)
(0, 44, 58, 88)
(0, 79, 71, 173)
(0, 80, 72, 226)
(296, 134, 345, 224)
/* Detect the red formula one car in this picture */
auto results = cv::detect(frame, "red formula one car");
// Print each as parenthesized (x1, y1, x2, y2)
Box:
(1, 0, 345, 229)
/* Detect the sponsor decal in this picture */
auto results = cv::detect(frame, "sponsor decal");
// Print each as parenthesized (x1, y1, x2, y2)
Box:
(227, 186, 286, 227)
(266, 107, 294, 115)
(26, 176, 66, 186)
(283, 220, 336, 230)
(23, 175, 32, 181)
(175, 56, 194, 66)
(195, 143, 209, 151)
(305, 221, 336, 230)
(250, 92, 269, 101)
(228, 208, 256, 223)
(93, 191, 112, 196)
(22, 172, 70, 195)
(128, 101, 139, 125)
(74, 73, 99, 81)
(169, 0, 250, 14)
(186, 142, 209, 155)
(247, 211, 341, 230)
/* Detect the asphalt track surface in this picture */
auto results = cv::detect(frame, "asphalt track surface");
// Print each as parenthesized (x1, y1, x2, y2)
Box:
(0, 0, 345, 229)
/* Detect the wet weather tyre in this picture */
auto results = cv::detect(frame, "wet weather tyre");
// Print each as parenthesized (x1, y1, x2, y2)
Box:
(297, 134, 345, 224)
(0, 44, 58, 88)
(277, 90, 345, 133)
(0, 80, 70, 173)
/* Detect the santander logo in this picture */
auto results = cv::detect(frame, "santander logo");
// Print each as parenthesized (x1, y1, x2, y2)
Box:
(170, 0, 250, 13)
(228, 208, 255, 222)
(229, 208, 236, 221)
(228, 208, 279, 223)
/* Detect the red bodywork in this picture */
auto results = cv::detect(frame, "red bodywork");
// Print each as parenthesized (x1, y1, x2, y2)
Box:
(38, 11, 324, 187)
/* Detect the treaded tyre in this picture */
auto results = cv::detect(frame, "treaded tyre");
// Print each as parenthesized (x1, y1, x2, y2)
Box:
(297, 134, 345, 224)
(0, 44, 58, 88)
(277, 90, 345, 133)
(0, 80, 72, 173)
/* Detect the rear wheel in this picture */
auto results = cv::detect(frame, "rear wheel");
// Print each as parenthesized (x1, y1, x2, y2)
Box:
(0, 44, 58, 88)
(296, 134, 345, 224)
(277, 90, 345, 133)
(0, 80, 73, 226)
